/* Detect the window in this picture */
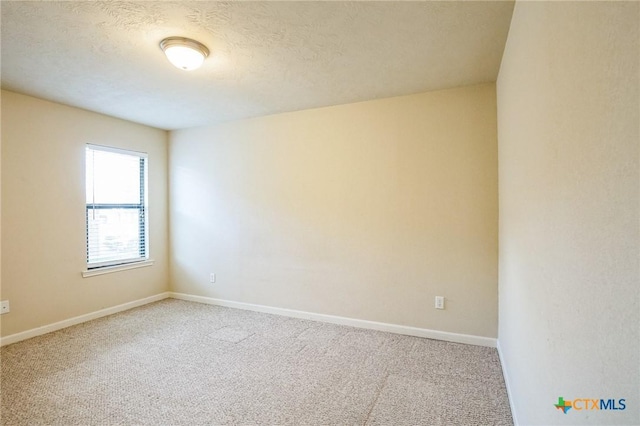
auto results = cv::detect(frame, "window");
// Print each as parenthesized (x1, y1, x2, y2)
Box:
(85, 145, 148, 269)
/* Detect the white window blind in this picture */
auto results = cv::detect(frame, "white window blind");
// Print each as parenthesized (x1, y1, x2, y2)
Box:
(86, 145, 148, 269)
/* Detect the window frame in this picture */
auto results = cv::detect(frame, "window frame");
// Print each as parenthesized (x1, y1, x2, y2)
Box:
(85, 144, 149, 270)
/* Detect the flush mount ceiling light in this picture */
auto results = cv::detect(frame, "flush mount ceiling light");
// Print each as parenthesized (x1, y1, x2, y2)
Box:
(160, 37, 209, 71)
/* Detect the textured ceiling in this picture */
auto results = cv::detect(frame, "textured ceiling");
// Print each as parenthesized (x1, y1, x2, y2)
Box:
(1, 1, 514, 130)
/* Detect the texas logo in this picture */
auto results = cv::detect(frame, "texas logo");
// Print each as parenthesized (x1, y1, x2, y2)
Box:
(554, 396, 626, 414)
(555, 397, 572, 414)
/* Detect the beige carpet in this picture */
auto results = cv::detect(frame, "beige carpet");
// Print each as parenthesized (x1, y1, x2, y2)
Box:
(1, 299, 513, 425)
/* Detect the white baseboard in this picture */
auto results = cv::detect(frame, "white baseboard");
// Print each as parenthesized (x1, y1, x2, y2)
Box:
(0, 292, 170, 347)
(0, 291, 497, 349)
(497, 340, 519, 425)
(169, 292, 497, 348)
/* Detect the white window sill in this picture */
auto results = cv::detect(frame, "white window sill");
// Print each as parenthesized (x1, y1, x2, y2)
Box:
(82, 259, 155, 278)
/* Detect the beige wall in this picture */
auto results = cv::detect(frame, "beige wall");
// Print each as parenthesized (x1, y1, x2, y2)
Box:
(497, 2, 639, 424)
(170, 84, 498, 338)
(0, 95, 2, 331)
(1, 90, 169, 337)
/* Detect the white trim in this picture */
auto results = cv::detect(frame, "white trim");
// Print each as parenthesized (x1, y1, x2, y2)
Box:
(0, 292, 170, 347)
(0, 290, 498, 349)
(497, 340, 519, 425)
(86, 143, 148, 158)
(82, 259, 155, 277)
(169, 292, 497, 347)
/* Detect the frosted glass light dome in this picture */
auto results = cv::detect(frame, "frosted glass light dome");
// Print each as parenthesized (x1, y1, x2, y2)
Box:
(160, 37, 209, 71)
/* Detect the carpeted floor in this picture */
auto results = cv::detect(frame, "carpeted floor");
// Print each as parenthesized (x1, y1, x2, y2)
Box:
(1, 299, 513, 425)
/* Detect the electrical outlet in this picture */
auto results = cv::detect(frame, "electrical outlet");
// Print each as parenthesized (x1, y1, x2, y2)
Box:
(435, 296, 445, 310)
(209, 273, 216, 283)
(1, 300, 10, 314)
